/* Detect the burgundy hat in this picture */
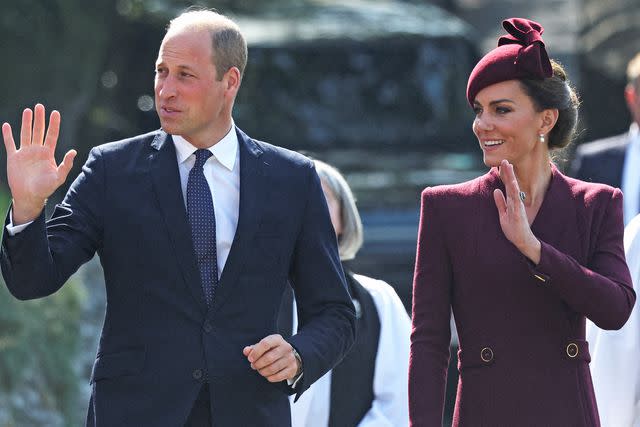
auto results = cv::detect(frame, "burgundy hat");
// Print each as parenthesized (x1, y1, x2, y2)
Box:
(466, 18, 553, 106)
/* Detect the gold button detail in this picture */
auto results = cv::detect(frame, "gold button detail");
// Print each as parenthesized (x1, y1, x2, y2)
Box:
(480, 347, 494, 363)
(566, 342, 579, 358)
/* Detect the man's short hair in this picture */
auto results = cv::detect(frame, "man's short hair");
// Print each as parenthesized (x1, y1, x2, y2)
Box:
(627, 52, 640, 90)
(167, 10, 248, 81)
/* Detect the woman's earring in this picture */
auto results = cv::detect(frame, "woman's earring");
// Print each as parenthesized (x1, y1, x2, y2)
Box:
(539, 133, 545, 143)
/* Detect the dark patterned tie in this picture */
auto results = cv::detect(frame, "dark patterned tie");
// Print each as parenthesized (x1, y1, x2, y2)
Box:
(187, 149, 217, 307)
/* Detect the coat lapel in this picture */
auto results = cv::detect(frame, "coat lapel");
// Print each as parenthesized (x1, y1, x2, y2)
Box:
(531, 164, 582, 258)
(149, 131, 207, 314)
(211, 128, 266, 314)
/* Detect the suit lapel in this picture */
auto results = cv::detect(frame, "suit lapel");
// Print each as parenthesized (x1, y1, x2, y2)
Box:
(211, 128, 266, 314)
(149, 131, 207, 313)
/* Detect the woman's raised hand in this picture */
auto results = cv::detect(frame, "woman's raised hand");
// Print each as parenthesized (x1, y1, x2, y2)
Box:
(493, 159, 541, 264)
(2, 104, 77, 225)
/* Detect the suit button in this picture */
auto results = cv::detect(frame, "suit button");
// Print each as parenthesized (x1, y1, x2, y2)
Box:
(203, 321, 213, 333)
(480, 347, 494, 363)
(192, 369, 203, 380)
(566, 342, 579, 358)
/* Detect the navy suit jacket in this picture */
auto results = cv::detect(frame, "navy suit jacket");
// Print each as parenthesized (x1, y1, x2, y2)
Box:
(570, 132, 629, 188)
(0, 128, 356, 427)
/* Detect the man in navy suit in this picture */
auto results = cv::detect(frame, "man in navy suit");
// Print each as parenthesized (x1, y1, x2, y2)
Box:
(0, 10, 355, 427)
(570, 52, 640, 224)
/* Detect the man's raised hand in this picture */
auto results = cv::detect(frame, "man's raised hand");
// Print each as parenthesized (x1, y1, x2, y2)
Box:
(2, 104, 77, 224)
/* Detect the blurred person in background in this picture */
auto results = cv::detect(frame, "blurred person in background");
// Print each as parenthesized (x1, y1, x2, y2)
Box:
(279, 159, 410, 427)
(0, 9, 355, 427)
(570, 52, 640, 225)
(587, 213, 640, 426)
(409, 18, 635, 426)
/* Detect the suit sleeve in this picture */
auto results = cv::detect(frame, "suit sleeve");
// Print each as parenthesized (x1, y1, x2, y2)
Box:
(287, 163, 356, 399)
(530, 188, 635, 330)
(409, 188, 453, 426)
(1, 147, 104, 300)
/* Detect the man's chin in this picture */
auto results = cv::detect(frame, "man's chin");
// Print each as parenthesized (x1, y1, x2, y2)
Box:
(158, 121, 180, 135)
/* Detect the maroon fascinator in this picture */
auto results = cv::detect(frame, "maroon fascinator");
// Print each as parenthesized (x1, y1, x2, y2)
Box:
(466, 18, 553, 106)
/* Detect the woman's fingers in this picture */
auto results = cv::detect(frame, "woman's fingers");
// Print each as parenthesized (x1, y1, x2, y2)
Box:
(493, 188, 506, 214)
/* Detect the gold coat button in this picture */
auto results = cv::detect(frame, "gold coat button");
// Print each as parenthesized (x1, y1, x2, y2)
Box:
(480, 347, 494, 363)
(566, 342, 579, 358)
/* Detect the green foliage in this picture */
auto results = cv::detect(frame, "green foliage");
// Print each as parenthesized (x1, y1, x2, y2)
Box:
(0, 186, 86, 426)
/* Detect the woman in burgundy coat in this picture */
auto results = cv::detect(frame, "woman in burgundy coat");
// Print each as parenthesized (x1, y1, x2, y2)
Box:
(409, 18, 636, 426)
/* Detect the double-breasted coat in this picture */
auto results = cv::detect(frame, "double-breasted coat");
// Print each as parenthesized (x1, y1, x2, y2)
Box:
(409, 165, 635, 426)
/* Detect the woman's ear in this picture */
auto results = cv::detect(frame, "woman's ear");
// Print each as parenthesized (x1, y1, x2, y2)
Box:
(540, 108, 559, 135)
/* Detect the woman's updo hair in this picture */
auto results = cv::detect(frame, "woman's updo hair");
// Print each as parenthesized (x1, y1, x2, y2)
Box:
(519, 60, 580, 150)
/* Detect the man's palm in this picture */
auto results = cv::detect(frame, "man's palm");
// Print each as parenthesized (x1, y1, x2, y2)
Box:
(2, 104, 76, 223)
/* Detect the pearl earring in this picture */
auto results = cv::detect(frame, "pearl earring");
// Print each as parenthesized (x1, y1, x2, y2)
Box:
(539, 134, 545, 143)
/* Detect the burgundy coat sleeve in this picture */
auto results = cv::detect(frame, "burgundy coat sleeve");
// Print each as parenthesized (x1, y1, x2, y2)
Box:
(530, 187, 635, 330)
(409, 187, 453, 426)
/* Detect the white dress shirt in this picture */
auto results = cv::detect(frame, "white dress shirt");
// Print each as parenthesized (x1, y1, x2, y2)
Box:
(587, 213, 640, 426)
(7, 126, 241, 281)
(290, 274, 411, 427)
(622, 123, 640, 225)
(172, 128, 239, 277)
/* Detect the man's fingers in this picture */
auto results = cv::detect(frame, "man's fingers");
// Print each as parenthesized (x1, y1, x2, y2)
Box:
(56, 150, 77, 184)
(20, 108, 33, 148)
(246, 334, 281, 363)
(256, 354, 290, 377)
(32, 104, 46, 146)
(2, 123, 16, 155)
(265, 363, 296, 383)
(44, 110, 61, 151)
(251, 345, 288, 370)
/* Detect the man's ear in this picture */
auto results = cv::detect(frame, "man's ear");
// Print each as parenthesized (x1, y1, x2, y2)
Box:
(223, 67, 241, 94)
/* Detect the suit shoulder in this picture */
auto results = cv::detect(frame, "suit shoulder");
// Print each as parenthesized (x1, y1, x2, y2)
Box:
(252, 139, 312, 168)
(574, 133, 628, 157)
(92, 130, 161, 157)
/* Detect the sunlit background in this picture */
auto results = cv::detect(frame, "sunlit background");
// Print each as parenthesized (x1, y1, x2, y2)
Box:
(1, 0, 638, 425)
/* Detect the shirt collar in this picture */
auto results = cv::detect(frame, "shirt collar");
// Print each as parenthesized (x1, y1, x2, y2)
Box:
(171, 124, 238, 171)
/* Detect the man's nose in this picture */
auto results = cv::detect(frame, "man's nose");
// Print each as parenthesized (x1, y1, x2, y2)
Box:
(157, 76, 177, 99)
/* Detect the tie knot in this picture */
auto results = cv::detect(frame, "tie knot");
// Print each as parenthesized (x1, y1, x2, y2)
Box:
(193, 149, 212, 169)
